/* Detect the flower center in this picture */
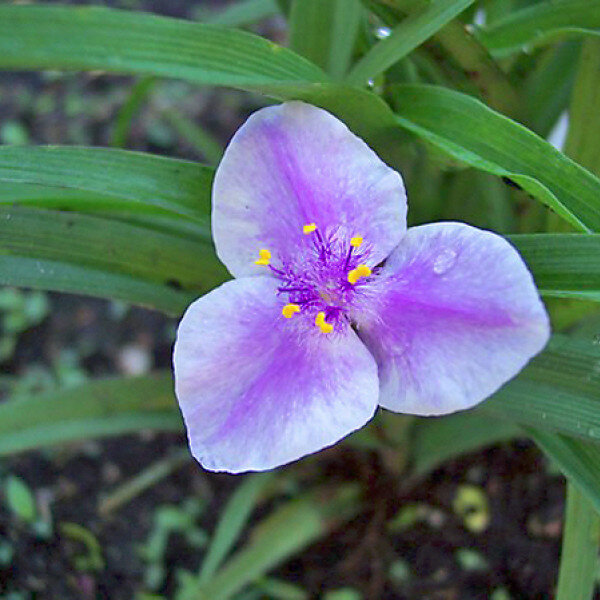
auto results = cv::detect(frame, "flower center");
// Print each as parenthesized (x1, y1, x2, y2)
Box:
(253, 224, 374, 333)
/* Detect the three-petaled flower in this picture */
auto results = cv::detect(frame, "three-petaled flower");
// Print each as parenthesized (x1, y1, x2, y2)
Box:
(173, 102, 550, 473)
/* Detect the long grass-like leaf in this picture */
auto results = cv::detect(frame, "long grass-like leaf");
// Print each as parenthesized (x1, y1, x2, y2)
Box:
(482, 336, 600, 443)
(556, 482, 600, 600)
(0, 206, 227, 314)
(346, 0, 476, 84)
(510, 234, 600, 302)
(0, 375, 181, 455)
(479, 0, 600, 57)
(289, 0, 362, 79)
(393, 84, 600, 232)
(528, 428, 600, 514)
(0, 146, 214, 223)
(183, 485, 361, 600)
(199, 474, 274, 583)
(0, 4, 326, 86)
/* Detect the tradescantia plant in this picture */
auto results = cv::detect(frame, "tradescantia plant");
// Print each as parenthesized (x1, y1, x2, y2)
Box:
(173, 101, 550, 473)
(1, 0, 600, 597)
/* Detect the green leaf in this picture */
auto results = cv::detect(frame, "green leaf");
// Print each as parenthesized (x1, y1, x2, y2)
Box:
(289, 0, 362, 79)
(206, 0, 279, 27)
(162, 110, 224, 165)
(556, 482, 600, 600)
(482, 0, 515, 25)
(346, 0, 476, 84)
(0, 146, 214, 223)
(564, 39, 600, 175)
(432, 20, 520, 116)
(366, 0, 520, 116)
(478, 0, 600, 57)
(0, 4, 326, 86)
(0, 206, 227, 314)
(0, 375, 181, 456)
(255, 578, 308, 600)
(509, 234, 600, 302)
(528, 428, 600, 514)
(482, 335, 600, 443)
(99, 448, 191, 516)
(111, 77, 157, 148)
(184, 486, 361, 600)
(442, 170, 514, 231)
(0, 205, 220, 287)
(392, 84, 600, 232)
(275, 0, 292, 17)
(524, 42, 579, 137)
(0, 255, 194, 316)
(0, 5, 409, 171)
(4, 476, 37, 523)
(411, 412, 519, 476)
(199, 474, 274, 583)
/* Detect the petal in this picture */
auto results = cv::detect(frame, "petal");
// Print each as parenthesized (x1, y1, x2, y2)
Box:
(173, 277, 379, 473)
(212, 102, 406, 277)
(353, 222, 550, 416)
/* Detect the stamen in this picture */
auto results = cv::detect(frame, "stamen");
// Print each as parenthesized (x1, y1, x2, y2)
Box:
(282, 303, 300, 318)
(315, 311, 333, 333)
(350, 236, 363, 247)
(303, 223, 317, 234)
(347, 263, 372, 284)
(279, 286, 312, 293)
(254, 248, 271, 266)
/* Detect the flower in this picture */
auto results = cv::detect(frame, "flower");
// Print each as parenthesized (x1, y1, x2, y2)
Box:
(173, 102, 550, 473)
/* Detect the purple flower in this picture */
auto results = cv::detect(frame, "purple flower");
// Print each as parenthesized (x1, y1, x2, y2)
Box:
(173, 102, 550, 473)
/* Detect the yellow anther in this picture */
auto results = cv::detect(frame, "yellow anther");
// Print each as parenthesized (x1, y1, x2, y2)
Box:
(303, 223, 317, 234)
(315, 311, 333, 334)
(254, 248, 271, 266)
(350, 236, 363, 247)
(347, 264, 372, 284)
(347, 269, 360, 284)
(282, 303, 300, 319)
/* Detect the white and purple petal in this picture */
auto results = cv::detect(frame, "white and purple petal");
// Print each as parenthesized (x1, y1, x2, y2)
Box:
(212, 102, 407, 277)
(173, 277, 379, 473)
(353, 222, 550, 416)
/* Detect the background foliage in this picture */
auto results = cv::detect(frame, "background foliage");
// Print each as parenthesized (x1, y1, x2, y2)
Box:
(0, 0, 599, 598)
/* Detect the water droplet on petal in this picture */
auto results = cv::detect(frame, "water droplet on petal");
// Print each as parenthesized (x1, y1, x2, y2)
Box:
(433, 249, 457, 275)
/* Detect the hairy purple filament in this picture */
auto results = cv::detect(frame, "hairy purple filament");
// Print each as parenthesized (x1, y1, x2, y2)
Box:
(269, 228, 374, 327)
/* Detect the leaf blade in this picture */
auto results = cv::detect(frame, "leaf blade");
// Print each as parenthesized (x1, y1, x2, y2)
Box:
(528, 428, 600, 514)
(556, 482, 600, 600)
(411, 412, 519, 476)
(0, 255, 194, 316)
(0, 4, 326, 86)
(509, 234, 600, 302)
(0, 146, 214, 223)
(393, 84, 600, 232)
(289, 0, 362, 79)
(190, 486, 361, 600)
(481, 336, 600, 444)
(346, 0, 476, 84)
(478, 0, 600, 57)
(0, 206, 227, 314)
(0, 375, 181, 456)
(199, 474, 274, 583)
